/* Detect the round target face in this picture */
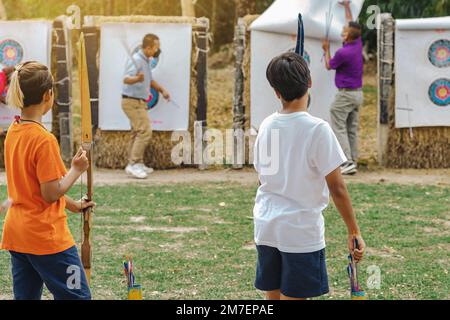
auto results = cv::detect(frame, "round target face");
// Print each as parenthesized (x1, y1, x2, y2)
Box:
(131, 46, 162, 110)
(429, 78, 450, 107)
(0, 39, 24, 67)
(288, 47, 311, 66)
(428, 39, 450, 68)
(303, 50, 311, 66)
(146, 87, 160, 110)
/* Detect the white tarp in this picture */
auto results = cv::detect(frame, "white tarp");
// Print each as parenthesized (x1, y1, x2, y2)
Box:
(99, 23, 192, 131)
(250, 0, 365, 130)
(395, 17, 450, 128)
(397, 17, 450, 30)
(0, 21, 52, 130)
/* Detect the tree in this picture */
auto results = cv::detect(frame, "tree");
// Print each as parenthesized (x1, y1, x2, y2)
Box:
(234, 0, 256, 18)
(180, 0, 195, 17)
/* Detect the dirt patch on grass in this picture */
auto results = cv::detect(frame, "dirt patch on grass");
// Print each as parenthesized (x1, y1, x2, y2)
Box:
(242, 242, 256, 251)
(135, 226, 205, 233)
(2, 166, 449, 187)
(366, 246, 405, 259)
(405, 217, 450, 234)
(194, 215, 229, 225)
(158, 242, 183, 251)
(9, 168, 444, 187)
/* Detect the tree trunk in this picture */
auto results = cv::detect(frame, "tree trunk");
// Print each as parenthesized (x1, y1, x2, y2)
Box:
(234, 0, 256, 18)
(180, 0, 196, 17)
(0, 0, 7, 20)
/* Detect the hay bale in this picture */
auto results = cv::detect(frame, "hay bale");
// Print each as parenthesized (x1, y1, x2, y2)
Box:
(87, 16, 206, 169)
(385, 87, 450, 169)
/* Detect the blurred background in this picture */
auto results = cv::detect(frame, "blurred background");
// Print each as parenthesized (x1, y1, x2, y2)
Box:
(0, 0, 448, 164)
(0, 0, 448, 52)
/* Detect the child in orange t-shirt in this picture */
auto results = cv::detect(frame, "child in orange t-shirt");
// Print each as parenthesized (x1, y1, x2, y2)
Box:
(0, 61, 95, 300)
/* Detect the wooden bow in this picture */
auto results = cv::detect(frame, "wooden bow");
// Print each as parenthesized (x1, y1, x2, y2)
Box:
(79, 33, 94, 284)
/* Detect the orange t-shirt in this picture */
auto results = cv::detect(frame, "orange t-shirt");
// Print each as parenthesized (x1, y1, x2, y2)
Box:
(1, 121, 75, 255)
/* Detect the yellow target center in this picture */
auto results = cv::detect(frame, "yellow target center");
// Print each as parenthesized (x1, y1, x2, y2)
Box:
(436, 49, 447, 59)
(6, 48, 15, 59)
(437, 87, 448, 98)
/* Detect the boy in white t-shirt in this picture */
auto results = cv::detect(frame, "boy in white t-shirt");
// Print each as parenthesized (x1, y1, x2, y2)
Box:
(253, 52, 365, 300)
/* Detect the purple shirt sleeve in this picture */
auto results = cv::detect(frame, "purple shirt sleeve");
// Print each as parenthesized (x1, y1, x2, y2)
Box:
(329, 49, 345, 70)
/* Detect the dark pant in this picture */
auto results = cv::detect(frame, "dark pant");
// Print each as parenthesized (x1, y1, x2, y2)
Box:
(255, 246, 329, 299)
(10, 246, 91, 300)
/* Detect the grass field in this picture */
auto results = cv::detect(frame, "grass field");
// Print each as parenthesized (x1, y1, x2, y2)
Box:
(0, 182, 448, 300)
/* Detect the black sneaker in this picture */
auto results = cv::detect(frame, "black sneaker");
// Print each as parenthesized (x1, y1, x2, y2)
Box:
(341, 161, 357, 175)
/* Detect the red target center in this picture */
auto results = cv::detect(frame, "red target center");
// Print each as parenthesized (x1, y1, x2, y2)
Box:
(436, 85, 449, 99)
(435, 47, 449, 61)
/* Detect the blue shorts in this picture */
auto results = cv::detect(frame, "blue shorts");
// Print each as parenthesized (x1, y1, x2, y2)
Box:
(255, 245, 329, 299)
(9, 246, 91, 300)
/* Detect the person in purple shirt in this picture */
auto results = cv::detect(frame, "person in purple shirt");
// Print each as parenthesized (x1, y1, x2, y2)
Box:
(322, 0, 364, 175)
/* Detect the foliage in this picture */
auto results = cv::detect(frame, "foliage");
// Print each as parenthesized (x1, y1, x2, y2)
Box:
(2, 0, 448, 51)
(360, 0, 450, 51)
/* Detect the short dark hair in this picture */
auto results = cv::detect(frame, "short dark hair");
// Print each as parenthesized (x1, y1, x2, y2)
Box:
(142, 34, 159, 49)
(347, 22, 362, 40)
(266, 52, 311, 102)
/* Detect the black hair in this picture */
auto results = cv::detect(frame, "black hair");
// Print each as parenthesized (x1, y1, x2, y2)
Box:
(266, 52, 311, 102)
(347, 21, 362, 40)
(142, 34, 159, 49)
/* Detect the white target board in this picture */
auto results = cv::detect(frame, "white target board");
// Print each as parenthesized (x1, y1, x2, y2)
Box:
(99, 23, 192, 131)
(250, 0, 365, 130)
(395, 17, 450, 128)
(0, 21, 53, 130)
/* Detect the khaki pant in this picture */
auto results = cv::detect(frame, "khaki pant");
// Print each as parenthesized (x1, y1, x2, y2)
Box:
(122, 98, 152, 165)
(330, 90, 364, 162)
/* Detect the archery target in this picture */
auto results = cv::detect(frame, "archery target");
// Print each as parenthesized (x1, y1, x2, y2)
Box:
(395, 18, 450, 128)
(146, 87, 160, 110)
(428, 39, 450, 68)
(303, 50, 311, 66)
(0, 39, 24, 67)
(99, 23, 192, 131)
(288, 47, 311, 66)
(132, 45, 162, 110)
(0, 21, 52, 130)
(429, 78, 450, 107)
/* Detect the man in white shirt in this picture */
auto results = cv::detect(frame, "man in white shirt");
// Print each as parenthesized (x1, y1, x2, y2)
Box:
(253, 52, 365, 300)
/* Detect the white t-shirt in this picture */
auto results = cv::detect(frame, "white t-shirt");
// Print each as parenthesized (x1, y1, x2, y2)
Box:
(253, 111, 347, 253)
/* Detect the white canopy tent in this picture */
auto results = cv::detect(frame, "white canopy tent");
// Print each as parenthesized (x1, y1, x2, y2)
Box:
(250, 0, 365, 129)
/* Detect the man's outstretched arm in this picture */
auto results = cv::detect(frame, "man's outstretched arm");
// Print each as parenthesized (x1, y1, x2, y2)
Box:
(340, 0, 353, 23)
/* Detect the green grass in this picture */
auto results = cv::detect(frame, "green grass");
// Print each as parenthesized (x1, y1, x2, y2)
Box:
(0, 183, 449, 300)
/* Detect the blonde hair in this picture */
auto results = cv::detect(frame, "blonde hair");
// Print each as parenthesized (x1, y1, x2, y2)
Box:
(6, 61, 53, 109)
